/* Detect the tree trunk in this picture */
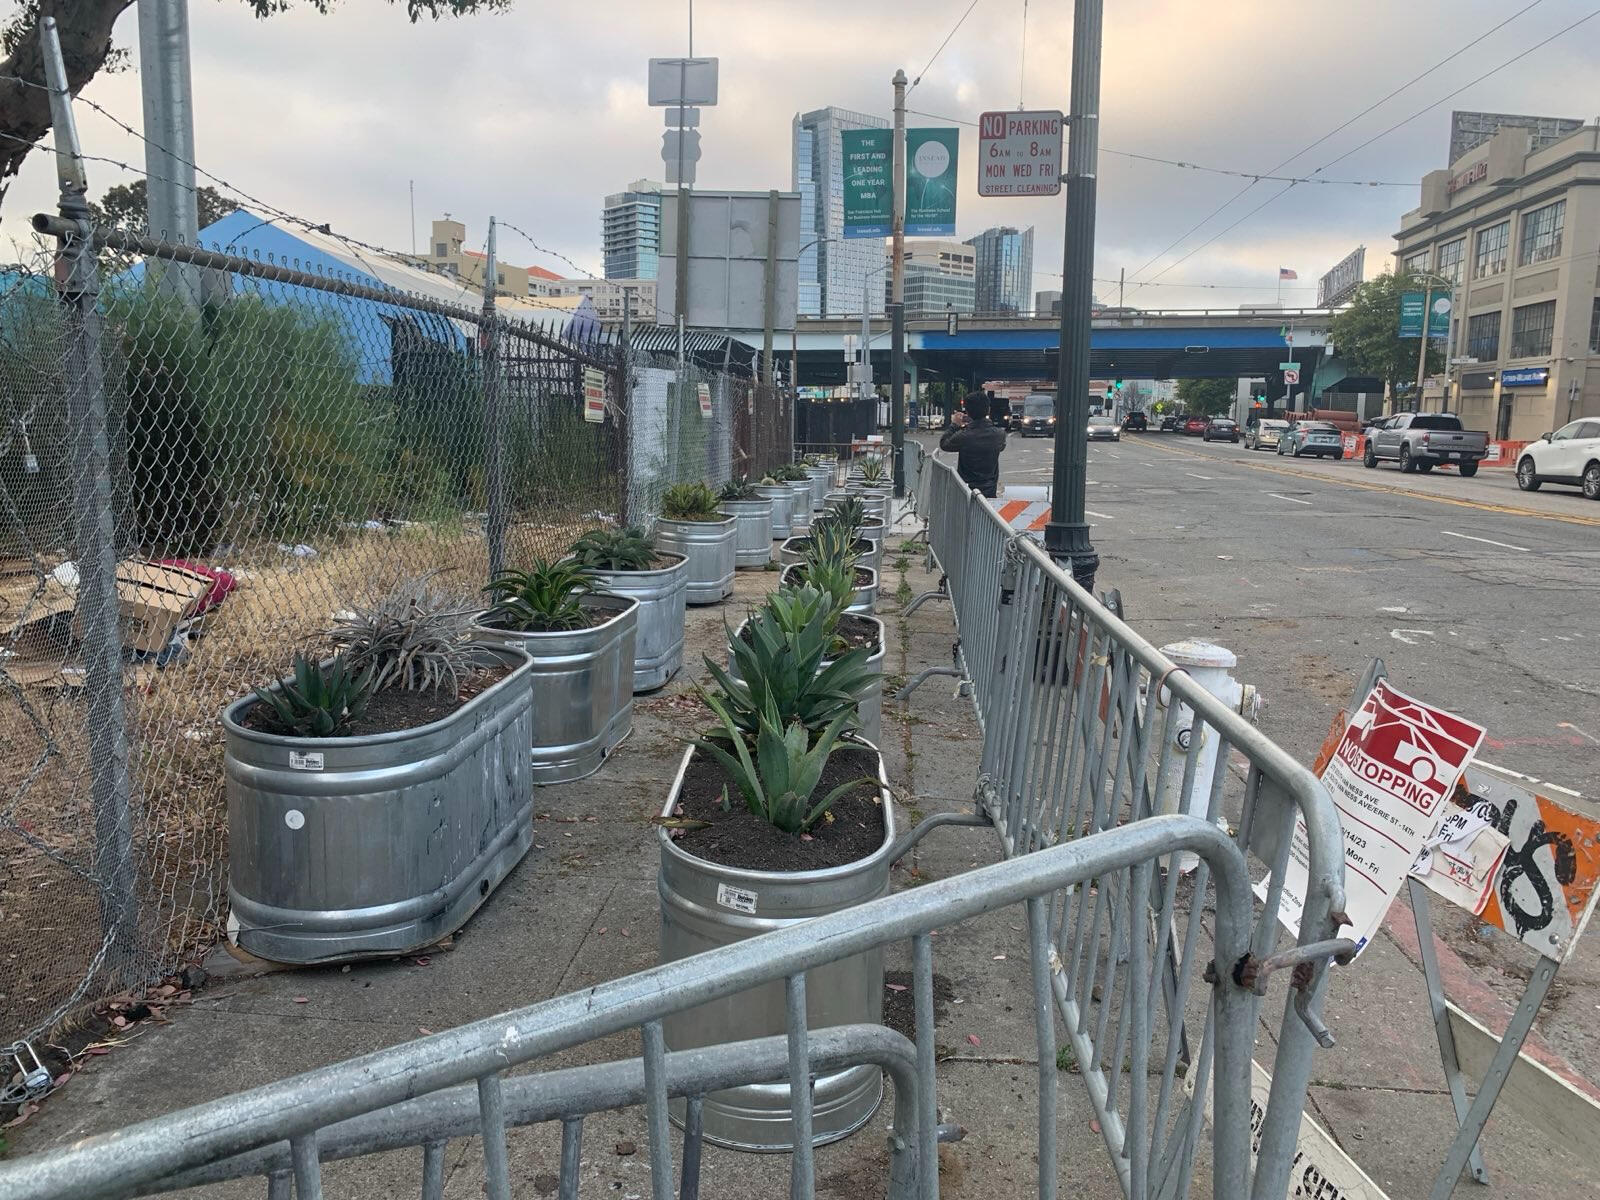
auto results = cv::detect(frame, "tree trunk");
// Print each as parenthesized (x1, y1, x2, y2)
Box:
(0, 0, 132, 208)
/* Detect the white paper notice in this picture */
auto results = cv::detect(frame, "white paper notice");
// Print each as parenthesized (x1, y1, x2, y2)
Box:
(1260, 679, 1487, 954)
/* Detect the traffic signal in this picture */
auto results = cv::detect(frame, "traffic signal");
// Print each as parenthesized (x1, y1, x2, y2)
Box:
(1113, 378, 1124, 391)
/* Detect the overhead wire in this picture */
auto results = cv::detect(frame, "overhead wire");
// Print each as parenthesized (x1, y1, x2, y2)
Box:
(908, 0, 983, 93)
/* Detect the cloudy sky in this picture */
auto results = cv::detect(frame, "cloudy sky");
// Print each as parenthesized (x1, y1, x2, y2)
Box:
(5, 0, 1597, 309)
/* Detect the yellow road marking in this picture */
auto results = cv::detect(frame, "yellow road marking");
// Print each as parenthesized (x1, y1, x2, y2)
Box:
(1137, 438, 1600, 529)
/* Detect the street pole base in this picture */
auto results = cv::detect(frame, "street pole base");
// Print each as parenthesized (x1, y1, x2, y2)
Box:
(1042, 520, 1099, 594)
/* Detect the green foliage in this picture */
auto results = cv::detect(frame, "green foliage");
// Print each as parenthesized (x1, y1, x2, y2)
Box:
(821, 496, 868, 539)
(483, 560, 593, 632)
(1331, 272, 1445, 400)
(90, 180, 233, 232)
(854, 457, 887, 485)
(251, 654, 378, 738)
(772, 463, 810, 482)
(568, 527, 658, 572)
(791, 559, 857, 617)
(1174, 378, 1236, 417)
(803, 517, 863, 573)
(330, 571, 478, 695)
(661, 481, 722, 522)
(718, 476, 760, 501)
(694, 701, 870, 834)
(702, 587, 874, 741)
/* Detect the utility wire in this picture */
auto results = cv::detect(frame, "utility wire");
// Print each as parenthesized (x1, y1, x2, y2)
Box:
(1123, 0, 1550, 289)
(908, 0, 983, 93)
(1018, 0, 1029, 110)
(1128, 3, 1600, 298)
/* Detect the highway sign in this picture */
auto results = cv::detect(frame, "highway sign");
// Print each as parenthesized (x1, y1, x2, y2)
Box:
(1282, 368, 1300, 385)
(977, 110, 1063, 197)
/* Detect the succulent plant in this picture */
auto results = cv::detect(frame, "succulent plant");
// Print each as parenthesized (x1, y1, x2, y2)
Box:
(483, 560, 594, 632)
(772, 463, 811, 482)
(718, 477, 760, 502)
(802, 517, 863, 573)
(854, 457, 888, 485)
(568, 527, 658, 572)
(330, 571, 478, 696)
(793, 560, 856, 618)
(661, 482, 723, 522)
(251, 653, 378, 738)
(821, 496, 868, 539)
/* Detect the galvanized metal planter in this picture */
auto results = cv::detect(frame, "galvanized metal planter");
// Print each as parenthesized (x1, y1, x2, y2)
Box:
(804, 464, 834, 510)
(827, 490, 888, 528)
(473, 594, 638, 784)
(785, 480, 813, 534)
(223, 646, 536, 965)
(582, 555, 688, 692)
(779, 562, 876, 615)
(752, 484, 793, 540)
(729, 611, 884, 745)
(718, 499, 775, 569)
(657, 741, 895, 1150)
(654, 516, 737, 604)
(778, 534, 881, 578)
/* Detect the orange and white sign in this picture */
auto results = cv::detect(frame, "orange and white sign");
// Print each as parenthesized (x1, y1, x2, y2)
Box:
(697, 382, 712, 418)
(1265, 680, 1486, 954)
(582, 367, 607, 423)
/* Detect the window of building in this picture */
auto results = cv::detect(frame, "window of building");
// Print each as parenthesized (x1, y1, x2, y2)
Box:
(1509, 300, 1556, 358)
(496, 272, 505, 285)
(1435, 238, 1465, 286)
(1592, 298, 1600, 353)
(1518, 200, 1564, 265)
(1401, 250, 1429, 275)
(435, 242, 448, 257)
(1466, 311, 1500, 361)
(1474, 221, 1509, 278)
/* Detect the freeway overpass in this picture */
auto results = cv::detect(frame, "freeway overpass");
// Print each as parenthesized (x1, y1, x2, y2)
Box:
(732, 308, 1335, 392)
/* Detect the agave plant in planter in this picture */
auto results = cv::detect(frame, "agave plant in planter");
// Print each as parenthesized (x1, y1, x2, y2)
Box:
(716, 477, 775, 570)
(770, 463, 814, 534)
(473, 559, 638, 783)
(658, 592, 891, 1151)
(568, 527, 688, 693)
(850, 455, 891, 490)
(780, 509, 881, 577)
(780, 557, 876, 616)
(654, 482, 737, 604)
(224, 573, 535, 964)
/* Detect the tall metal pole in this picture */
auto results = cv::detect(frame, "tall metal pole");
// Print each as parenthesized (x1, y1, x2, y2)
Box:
(1043, 0, 1102, 591)
(138, 0, 198, 244)
(1413, 282, 1433, 413)
(860, 275, 871, 407)
(40, 16, 140, 973)
(762, 189, 779, 386)
(481, 217, 506, 580)
(890, 68, 908, 497)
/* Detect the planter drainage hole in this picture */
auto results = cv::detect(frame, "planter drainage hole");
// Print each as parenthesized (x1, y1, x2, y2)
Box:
(479, 878, 491, 897)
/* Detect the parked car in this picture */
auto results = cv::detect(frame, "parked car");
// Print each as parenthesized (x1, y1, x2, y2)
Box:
(1122, 410, 1148, 432)
(1017, 393, 1056, 437)
(1515, 418, 1600, 498)
(1159, 415, 1182, 433)
(1245, 419, 1289, 452)
(1086, 414, 1121, 442)
(1278, 421, 1344, 459)
(1181, 415, 1209, 437)
(1363, 412, 1488, 476)
(1202, 417, 1239, 443)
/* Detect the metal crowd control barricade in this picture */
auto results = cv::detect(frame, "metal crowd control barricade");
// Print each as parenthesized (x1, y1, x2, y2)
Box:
(910, 451, 1354, 1200)
(0, 817, 1259, 1200)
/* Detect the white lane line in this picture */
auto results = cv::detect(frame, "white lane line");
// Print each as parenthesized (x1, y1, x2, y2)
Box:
(1106, 452, 1122, 459)
(1442, 530, 1530, 553)
(1266, 492, 1313, 506)
(1184, 472, 1213, 480)
(1084, 509, 1115, 520)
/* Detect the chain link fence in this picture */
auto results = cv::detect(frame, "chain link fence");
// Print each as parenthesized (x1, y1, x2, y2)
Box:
(0, 219, 784, 1058)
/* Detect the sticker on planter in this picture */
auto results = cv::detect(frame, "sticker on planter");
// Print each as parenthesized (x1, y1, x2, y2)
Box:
(284, 809, 306, 830)
(288, 750, 325, 771)
(715, 882, 759, 914)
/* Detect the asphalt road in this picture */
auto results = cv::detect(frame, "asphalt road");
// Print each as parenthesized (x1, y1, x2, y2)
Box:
(982, 427, 1600, 797)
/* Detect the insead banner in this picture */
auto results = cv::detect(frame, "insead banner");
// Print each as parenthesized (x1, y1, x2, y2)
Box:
(1264, 679, 1486, 953)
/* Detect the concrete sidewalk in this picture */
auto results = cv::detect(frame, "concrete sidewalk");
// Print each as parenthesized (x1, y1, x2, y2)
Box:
(7, 509, 1598, 1197)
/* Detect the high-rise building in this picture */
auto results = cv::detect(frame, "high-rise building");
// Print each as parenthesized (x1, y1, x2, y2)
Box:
(1449, 111, 1583, 164)
(900, 239, 976, 279)
(965, 226, 1035, 315)
(602, 180, 663, 280)
(793, 106, 890, 317)
(1035, 289, 1062, 316)
(887, 265, 975, 316)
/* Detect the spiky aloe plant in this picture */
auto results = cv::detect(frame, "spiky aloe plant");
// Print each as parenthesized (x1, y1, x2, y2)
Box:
(694, 698, 873, 834)
(568, 527, 658, 572)
(330, 571, 478, 696)
(661, 482, 723, 521)
(718, 477, 760, 501)
(854, 457, 888, 485)
(772, 463, 811, 483)
(792, 560, 856, 620)
(482, 560, 594, 633)
(251, 654, 378, 738)
(802, 517, 863, 573)
(821, 496, 868, 539)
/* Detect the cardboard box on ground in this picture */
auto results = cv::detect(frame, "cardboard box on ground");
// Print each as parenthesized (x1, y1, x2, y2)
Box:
(2, 559, 214, 687)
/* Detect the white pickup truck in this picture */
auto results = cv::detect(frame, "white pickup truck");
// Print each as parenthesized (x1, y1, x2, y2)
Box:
(1363, 413, 1489, 477)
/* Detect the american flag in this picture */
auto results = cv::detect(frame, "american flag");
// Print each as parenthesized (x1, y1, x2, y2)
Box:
(1279, 267, 1298, 280)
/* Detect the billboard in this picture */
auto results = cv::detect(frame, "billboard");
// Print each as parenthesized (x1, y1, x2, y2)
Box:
(841, 126, 960, 238)
(1317, 247, 1364, 308)
(1399, 291, 1452, 339)
(657, 190, 802, 332)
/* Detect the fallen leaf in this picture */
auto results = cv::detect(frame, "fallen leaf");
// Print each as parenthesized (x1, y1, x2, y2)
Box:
(292, 996, 309, 1004)
(1090, 1119, 1102, 1134)
(886, 983, 908, 993)
(418, 1027, 434, 1036)
(620, 928, 631, 938)
(965, 1034, 981, 1047)
(596, 927, 608, 936)
(414, 956, 431, 966)
(87, 1046, 111, 1056)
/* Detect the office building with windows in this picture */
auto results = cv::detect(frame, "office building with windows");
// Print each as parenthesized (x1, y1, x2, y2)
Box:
(602, 180, 663, 280)
(887, 264, 975, 316)
(965, 226, 1035, 315)
(793, 106, 890, 317)
(1394, 122, 1599, 440)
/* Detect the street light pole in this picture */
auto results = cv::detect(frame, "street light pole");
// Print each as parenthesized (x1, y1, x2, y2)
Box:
(890, 68, 908, 497)
(1044, 0, 1103, 591)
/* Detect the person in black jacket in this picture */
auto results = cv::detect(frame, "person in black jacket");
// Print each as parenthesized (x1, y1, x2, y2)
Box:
(938, 391, 1008, 497)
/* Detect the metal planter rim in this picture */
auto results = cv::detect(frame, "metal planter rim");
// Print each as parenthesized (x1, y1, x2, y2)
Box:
(778, 562, 878, 591)
(471, 592, 639, 648)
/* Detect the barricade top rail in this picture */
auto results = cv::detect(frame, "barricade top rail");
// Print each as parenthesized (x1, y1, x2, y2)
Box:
(0, 815, 1253, 1200)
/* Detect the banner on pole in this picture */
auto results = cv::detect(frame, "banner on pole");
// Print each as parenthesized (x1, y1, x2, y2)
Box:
(841, 128, 892, 238)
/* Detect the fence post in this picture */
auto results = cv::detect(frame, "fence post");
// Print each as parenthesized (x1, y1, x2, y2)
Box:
(39, 16, 141, 974)
(480, 217, 506, 579)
